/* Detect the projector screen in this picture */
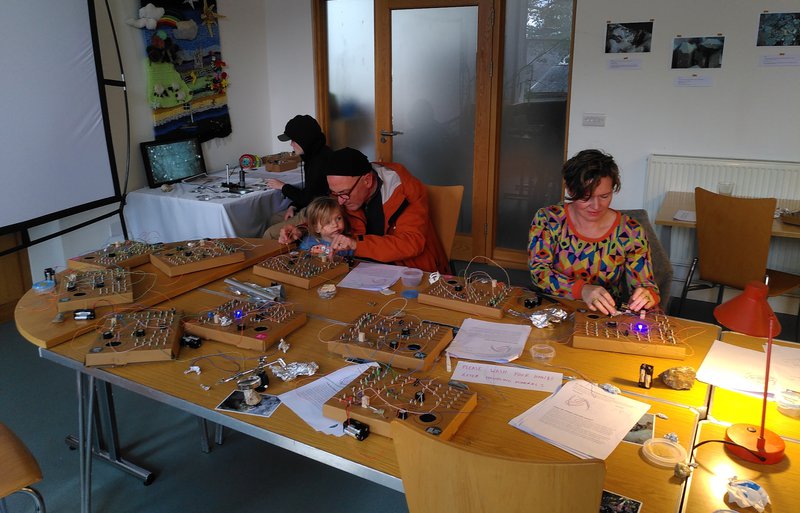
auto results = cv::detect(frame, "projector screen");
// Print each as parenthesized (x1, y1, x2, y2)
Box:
(0, 0, 119, 234)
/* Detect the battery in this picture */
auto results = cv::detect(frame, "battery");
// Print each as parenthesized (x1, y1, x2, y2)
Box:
(343, 418, 370, 441)
(638, 363, 654, 389)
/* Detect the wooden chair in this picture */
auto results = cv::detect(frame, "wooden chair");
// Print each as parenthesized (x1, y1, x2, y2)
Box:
(677, 188, 800, 338)
(391, 420, 605, 513)
(425, 184, 464, 263)
(0, 423, 46, 513)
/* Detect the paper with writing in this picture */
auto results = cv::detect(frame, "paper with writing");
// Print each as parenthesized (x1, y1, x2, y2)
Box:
(452, 361, 562, 392)
(446, 318, 531, 363)
(337, 262, 405, 291)
(278, 362, 378, 435)
(509, 380, 650, 460)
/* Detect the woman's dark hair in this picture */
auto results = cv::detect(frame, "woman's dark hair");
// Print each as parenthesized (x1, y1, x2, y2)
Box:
(562, 149, 621, 201)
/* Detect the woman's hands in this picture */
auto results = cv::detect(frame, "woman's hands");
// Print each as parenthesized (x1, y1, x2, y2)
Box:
(582, 285, 656, 315)
(581, 284, 617, 315)
(628, 287, 657, 312)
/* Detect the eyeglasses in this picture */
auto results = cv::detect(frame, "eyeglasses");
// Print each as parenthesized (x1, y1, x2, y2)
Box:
(330, 174, 364, 200)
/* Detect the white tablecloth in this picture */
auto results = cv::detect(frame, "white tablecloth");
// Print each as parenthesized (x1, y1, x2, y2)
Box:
(123, 168, 303, 242)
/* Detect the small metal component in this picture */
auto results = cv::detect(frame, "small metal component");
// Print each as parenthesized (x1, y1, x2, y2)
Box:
(73, 309, 95, 320)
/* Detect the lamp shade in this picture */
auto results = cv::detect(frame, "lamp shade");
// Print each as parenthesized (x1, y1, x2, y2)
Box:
(713, 281, 781, 337)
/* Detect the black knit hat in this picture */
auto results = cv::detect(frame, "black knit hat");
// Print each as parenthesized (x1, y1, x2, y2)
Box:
(277, 115, 322, 143)
(326, 147, 372, 177)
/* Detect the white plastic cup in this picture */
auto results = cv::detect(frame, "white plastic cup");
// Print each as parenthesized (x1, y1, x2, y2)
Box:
(401, 268, 424, 287)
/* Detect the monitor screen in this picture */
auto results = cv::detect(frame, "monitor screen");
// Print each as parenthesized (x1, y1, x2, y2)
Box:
(140, 137, 207, 188)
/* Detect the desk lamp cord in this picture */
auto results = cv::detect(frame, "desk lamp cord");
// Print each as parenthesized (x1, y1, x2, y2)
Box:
(690, 439, 767, 462)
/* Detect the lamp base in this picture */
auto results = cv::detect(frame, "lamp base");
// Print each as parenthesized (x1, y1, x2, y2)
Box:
(725, 423, 785, 464)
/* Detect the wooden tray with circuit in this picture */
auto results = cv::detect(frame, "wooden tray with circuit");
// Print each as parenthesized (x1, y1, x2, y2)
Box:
(262, 151, 301, 172)
(327, 313, 454, 370)
(56, 268, 134, 313)
(571, 309, 686, 359)
(323, 366, 477, 440)
(68, 241, 164, 270)
(417, 276, 518, 319)
(85, 309, 183, 366)
(780, 211, 800, 227)
(183, 298, 307, 351)
(252, 250, 349, 289)
(150, 239, 246, 277)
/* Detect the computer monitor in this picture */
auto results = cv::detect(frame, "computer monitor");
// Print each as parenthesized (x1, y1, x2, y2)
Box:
(140, 136, 207, 188)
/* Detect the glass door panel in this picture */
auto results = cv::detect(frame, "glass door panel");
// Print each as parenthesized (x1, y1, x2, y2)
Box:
(390, 7, 478, 233)
(326, 0, 375, 158)
(495, 0, 572, 250)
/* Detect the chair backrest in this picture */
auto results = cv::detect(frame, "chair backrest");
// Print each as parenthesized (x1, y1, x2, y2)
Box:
(425, 184, 464, 261)
(0, 423, 42, 499)
(620, 209, 674, 303)
(391, 420, 605, 513)
(694, 187, 776, 289)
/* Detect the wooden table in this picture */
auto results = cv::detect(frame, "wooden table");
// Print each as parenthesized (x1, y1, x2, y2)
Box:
(14, 244, 794, 513)
(654, 191, 800, 254)
(709, 332, 800, 443)
(684, 421, 799, 513)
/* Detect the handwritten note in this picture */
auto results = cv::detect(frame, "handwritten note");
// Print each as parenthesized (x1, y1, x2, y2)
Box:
(452, 361, 562, 392)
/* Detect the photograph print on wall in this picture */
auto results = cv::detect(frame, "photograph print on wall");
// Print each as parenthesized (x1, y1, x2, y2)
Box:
(606, 22, 654, 53)
(757, 12, 800, 46)
(671, 36, 725, 68)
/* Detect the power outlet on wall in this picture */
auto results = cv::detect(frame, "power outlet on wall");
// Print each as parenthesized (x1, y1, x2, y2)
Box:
(582, 113, 606, 127)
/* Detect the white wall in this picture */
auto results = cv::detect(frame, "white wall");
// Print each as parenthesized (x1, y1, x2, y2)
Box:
(27, 0, 317, 276)
(568, 0, 800, 209)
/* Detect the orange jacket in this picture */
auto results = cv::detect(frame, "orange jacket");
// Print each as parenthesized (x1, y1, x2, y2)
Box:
(345, 162, 449, 274)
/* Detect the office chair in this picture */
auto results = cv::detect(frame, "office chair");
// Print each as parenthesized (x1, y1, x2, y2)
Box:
(425, 184, 464, 269)
(0, 423, 46, 513)
(620, 209, 674, 306)
(677, 188, 800, 338)
(391, 420, 605, 513)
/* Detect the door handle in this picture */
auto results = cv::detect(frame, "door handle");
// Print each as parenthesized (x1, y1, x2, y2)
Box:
(380, 130, 404, 143)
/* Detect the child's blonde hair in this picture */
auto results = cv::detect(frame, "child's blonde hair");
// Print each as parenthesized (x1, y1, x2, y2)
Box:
(305, 197, 348, 238)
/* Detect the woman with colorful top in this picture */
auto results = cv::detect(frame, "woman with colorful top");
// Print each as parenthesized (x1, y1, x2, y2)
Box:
(528, 149, 659, 315)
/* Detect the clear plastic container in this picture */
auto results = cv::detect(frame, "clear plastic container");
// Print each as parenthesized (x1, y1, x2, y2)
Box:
(401, 268, 424, 287)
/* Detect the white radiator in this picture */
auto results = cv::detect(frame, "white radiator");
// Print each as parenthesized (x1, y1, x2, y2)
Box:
(644, 154, 800, 307)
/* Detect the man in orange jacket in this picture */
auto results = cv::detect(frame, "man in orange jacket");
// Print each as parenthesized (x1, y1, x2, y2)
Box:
(325, 147, 449, 274)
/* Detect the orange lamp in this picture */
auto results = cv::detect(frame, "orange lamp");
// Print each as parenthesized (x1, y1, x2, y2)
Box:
(713, 281, 785, 464)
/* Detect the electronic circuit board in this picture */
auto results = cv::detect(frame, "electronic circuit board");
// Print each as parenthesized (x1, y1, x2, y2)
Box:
(183, 298, 307, 351)
(149, 239, 246, 277)
(322, 365, 477, 440)
(56, 268, 134, 313)
(68, 240, 164, 270)
(417, 276, 518, 319)
(327, 313, 454, 370)
(252, 250, 349, 289)
(85, 309, 183, 367)
(571, 309, 686, 359)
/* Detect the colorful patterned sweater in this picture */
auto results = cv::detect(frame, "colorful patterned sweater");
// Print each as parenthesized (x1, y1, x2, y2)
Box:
(527, 204, 660, 303)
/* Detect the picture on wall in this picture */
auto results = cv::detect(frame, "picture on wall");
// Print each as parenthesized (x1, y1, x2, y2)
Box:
(605, 22, 653, 53)
(129, 0, 233, 142)
(671, 36, 725, 69)
(757, 12, 800, 46)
